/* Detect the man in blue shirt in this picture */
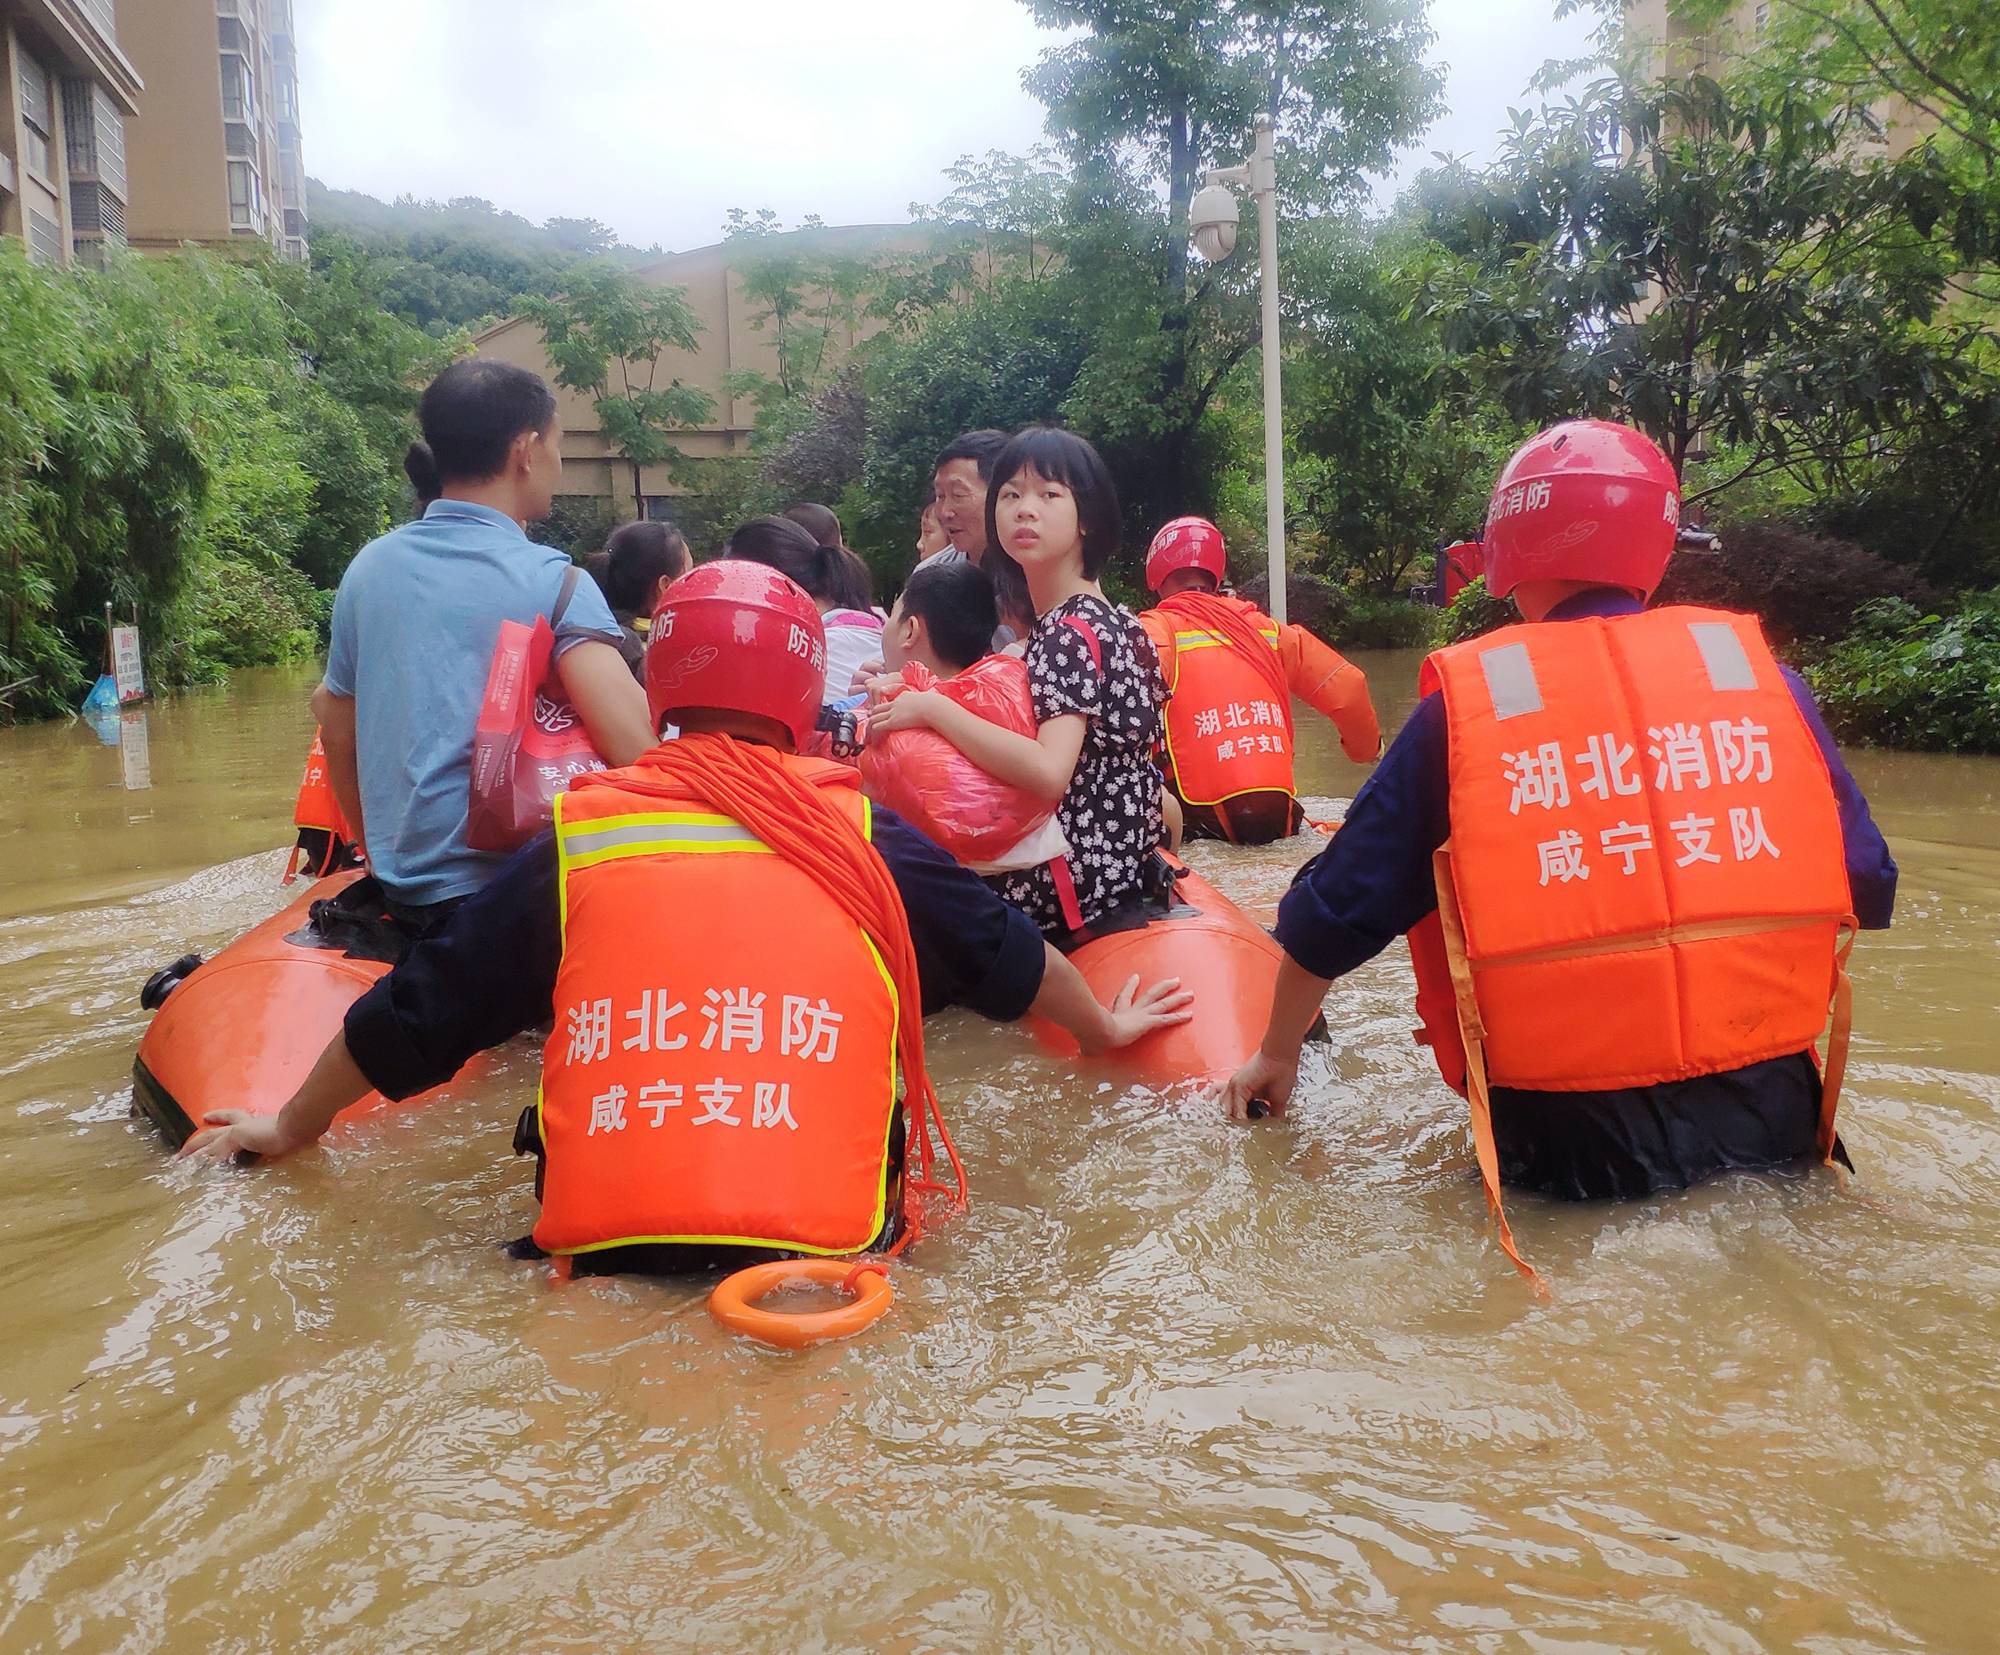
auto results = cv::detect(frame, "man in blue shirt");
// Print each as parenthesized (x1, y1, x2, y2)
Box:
(181, 568, 1194, 1213)
(316, 360, 654, 924)
(1216, 422, 1896, 1216)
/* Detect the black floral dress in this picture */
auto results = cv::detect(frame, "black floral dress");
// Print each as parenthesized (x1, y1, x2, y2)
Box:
(991, 594, 1167, 935)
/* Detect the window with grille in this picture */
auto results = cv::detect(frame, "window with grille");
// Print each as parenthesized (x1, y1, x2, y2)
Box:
(63, 81, 129, 202)
(1754, 1, 1771, 33)
(27, 209, 63, 266)
(18, 54, 54, 181)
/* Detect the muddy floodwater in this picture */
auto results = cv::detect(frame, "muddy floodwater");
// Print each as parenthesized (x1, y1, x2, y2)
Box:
(2, 657, 1997, 1652)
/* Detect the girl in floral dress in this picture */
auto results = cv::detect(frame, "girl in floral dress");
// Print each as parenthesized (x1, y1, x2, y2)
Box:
(865, 427, 1169, 937)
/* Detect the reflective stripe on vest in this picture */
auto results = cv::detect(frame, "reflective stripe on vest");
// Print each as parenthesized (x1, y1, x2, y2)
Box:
(534, 770, 902, 1258)
(1408, 607, 1857, 1281)
(1159, 620, 1296, 808)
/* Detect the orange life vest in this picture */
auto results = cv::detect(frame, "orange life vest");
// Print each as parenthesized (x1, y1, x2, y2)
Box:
(285, 730, 357, 882)
(291, 731, 350, 838)
(1142, 595, 1295, 808)
(1408, 606, 1856, 1279)
(534, 755, 906, 1259)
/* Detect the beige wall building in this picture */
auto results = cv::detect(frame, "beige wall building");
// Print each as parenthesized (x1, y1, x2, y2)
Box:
(0, 0, 142, 268)
(120, 0, 305, 259)
(1625, 0, 1936, 155)
(475, 225, 927, 520)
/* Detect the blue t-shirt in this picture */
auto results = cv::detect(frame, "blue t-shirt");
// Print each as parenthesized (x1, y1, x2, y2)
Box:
(323, 499, 620, 906)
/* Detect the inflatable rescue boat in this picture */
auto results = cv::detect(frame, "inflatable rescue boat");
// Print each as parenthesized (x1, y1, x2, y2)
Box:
(1028, 856, 1317, 1084)
(133, 870, 422, 1148)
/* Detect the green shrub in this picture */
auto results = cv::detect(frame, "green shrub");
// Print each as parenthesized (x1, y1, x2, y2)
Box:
(1654, 521, 1937, 651)
(1437, 575, 1515, 644)
(1804, 593, 2000, 752)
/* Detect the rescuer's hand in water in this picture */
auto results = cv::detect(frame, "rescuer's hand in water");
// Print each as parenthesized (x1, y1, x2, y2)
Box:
(177, 1033, 372, 1163)
(1212, 1048, 1300, 1122)
(178, 1109, 318, 1162)
(1211, 953, 1333, 1121)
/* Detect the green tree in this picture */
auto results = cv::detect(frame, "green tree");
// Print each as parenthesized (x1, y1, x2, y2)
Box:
(1659, 0, 1999, 165)
(721, 211, 872, 405)
(1015, 0, 1445, 510)
(1418, 72, 1999, 502)
(1278, 220, 1523, 596)
(1025, 0, 1444, 295)
(522, 264, 716, 518)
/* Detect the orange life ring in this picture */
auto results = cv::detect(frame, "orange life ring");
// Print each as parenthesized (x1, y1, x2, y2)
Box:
(708, 1259, 893, 1349)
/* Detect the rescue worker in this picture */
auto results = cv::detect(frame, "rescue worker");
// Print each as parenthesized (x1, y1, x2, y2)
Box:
(1138, 517, 1382, 844)
(182, 564, 1194, 1275)
(1214, 421, 1898, 1277)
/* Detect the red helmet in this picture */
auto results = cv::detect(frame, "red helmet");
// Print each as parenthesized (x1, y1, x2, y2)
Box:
(1145, 516, 1227, 593)
(1482, 421, 1681, 601)
(646, 561, 826, 746)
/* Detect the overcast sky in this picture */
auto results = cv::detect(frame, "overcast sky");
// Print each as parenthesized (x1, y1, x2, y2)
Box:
(296, 0, 1596, 249)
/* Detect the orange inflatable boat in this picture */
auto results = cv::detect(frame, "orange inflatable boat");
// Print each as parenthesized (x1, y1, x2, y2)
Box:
(1027, 858, 1318, 1085)
(133, 870, 422, 1148)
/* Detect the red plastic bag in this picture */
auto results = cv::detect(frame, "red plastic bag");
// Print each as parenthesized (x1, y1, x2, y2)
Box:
(466, 570, 607, 852)
(859, 657, 1056, 865)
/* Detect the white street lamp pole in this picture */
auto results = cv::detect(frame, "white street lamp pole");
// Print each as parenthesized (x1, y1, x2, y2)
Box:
(1189, 115, 1286, 623)
(1248, 115, 1284, 626)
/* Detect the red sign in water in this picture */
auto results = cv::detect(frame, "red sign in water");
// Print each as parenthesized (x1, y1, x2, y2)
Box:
(112, 625, 145, 704)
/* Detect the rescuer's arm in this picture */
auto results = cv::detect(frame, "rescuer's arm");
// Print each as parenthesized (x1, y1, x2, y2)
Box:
(1281, 624, 1382, 762)
(177, 1031, 372, 1161)
(310, 684, 364, 853)
(178, 833, 563, 1163)
(1781, 667, 1897, 928)
(1212, 694, 1452, 1120)
(556, 639, 656, 767)
(1030, 947, 1195, 1054)
(871, 809, 1191, 1047)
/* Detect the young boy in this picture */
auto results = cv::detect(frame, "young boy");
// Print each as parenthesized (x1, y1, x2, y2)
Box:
(183, 563, 1191, 1274)
(880, 557, 998, 680)
(1138, 517, 1381, 845)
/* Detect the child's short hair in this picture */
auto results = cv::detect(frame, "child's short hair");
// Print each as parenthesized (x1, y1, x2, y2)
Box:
(897, 558, 998, 672)
(604, 521, 691, 615)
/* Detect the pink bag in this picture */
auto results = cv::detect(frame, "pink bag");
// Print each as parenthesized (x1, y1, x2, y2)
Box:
(466, 566, 607, 852)
(858, 656, 1057, 866)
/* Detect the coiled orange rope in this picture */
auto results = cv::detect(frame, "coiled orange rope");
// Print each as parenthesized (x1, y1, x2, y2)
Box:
(572, 735, 967, 1247)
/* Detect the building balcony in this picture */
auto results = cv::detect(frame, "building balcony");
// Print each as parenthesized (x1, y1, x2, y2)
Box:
(16, 0, 144, 115)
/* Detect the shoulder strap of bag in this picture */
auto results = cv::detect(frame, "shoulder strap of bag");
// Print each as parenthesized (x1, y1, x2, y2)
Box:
(1060, 612, 1104, 676)
(549, 563, 582, 630)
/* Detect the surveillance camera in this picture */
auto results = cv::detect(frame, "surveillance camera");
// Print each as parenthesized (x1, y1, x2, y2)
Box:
(1189, 183, 1240, 261)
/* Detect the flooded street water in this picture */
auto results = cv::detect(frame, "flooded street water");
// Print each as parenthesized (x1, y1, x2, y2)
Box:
(2, 655, 1997, 1652)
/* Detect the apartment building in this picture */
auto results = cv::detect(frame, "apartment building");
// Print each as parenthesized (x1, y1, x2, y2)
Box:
(0, 0, 143, 268)
(476, 225, 928, 521)
(1626, 0, 1936, 155)
(120, 0, 306, 259)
